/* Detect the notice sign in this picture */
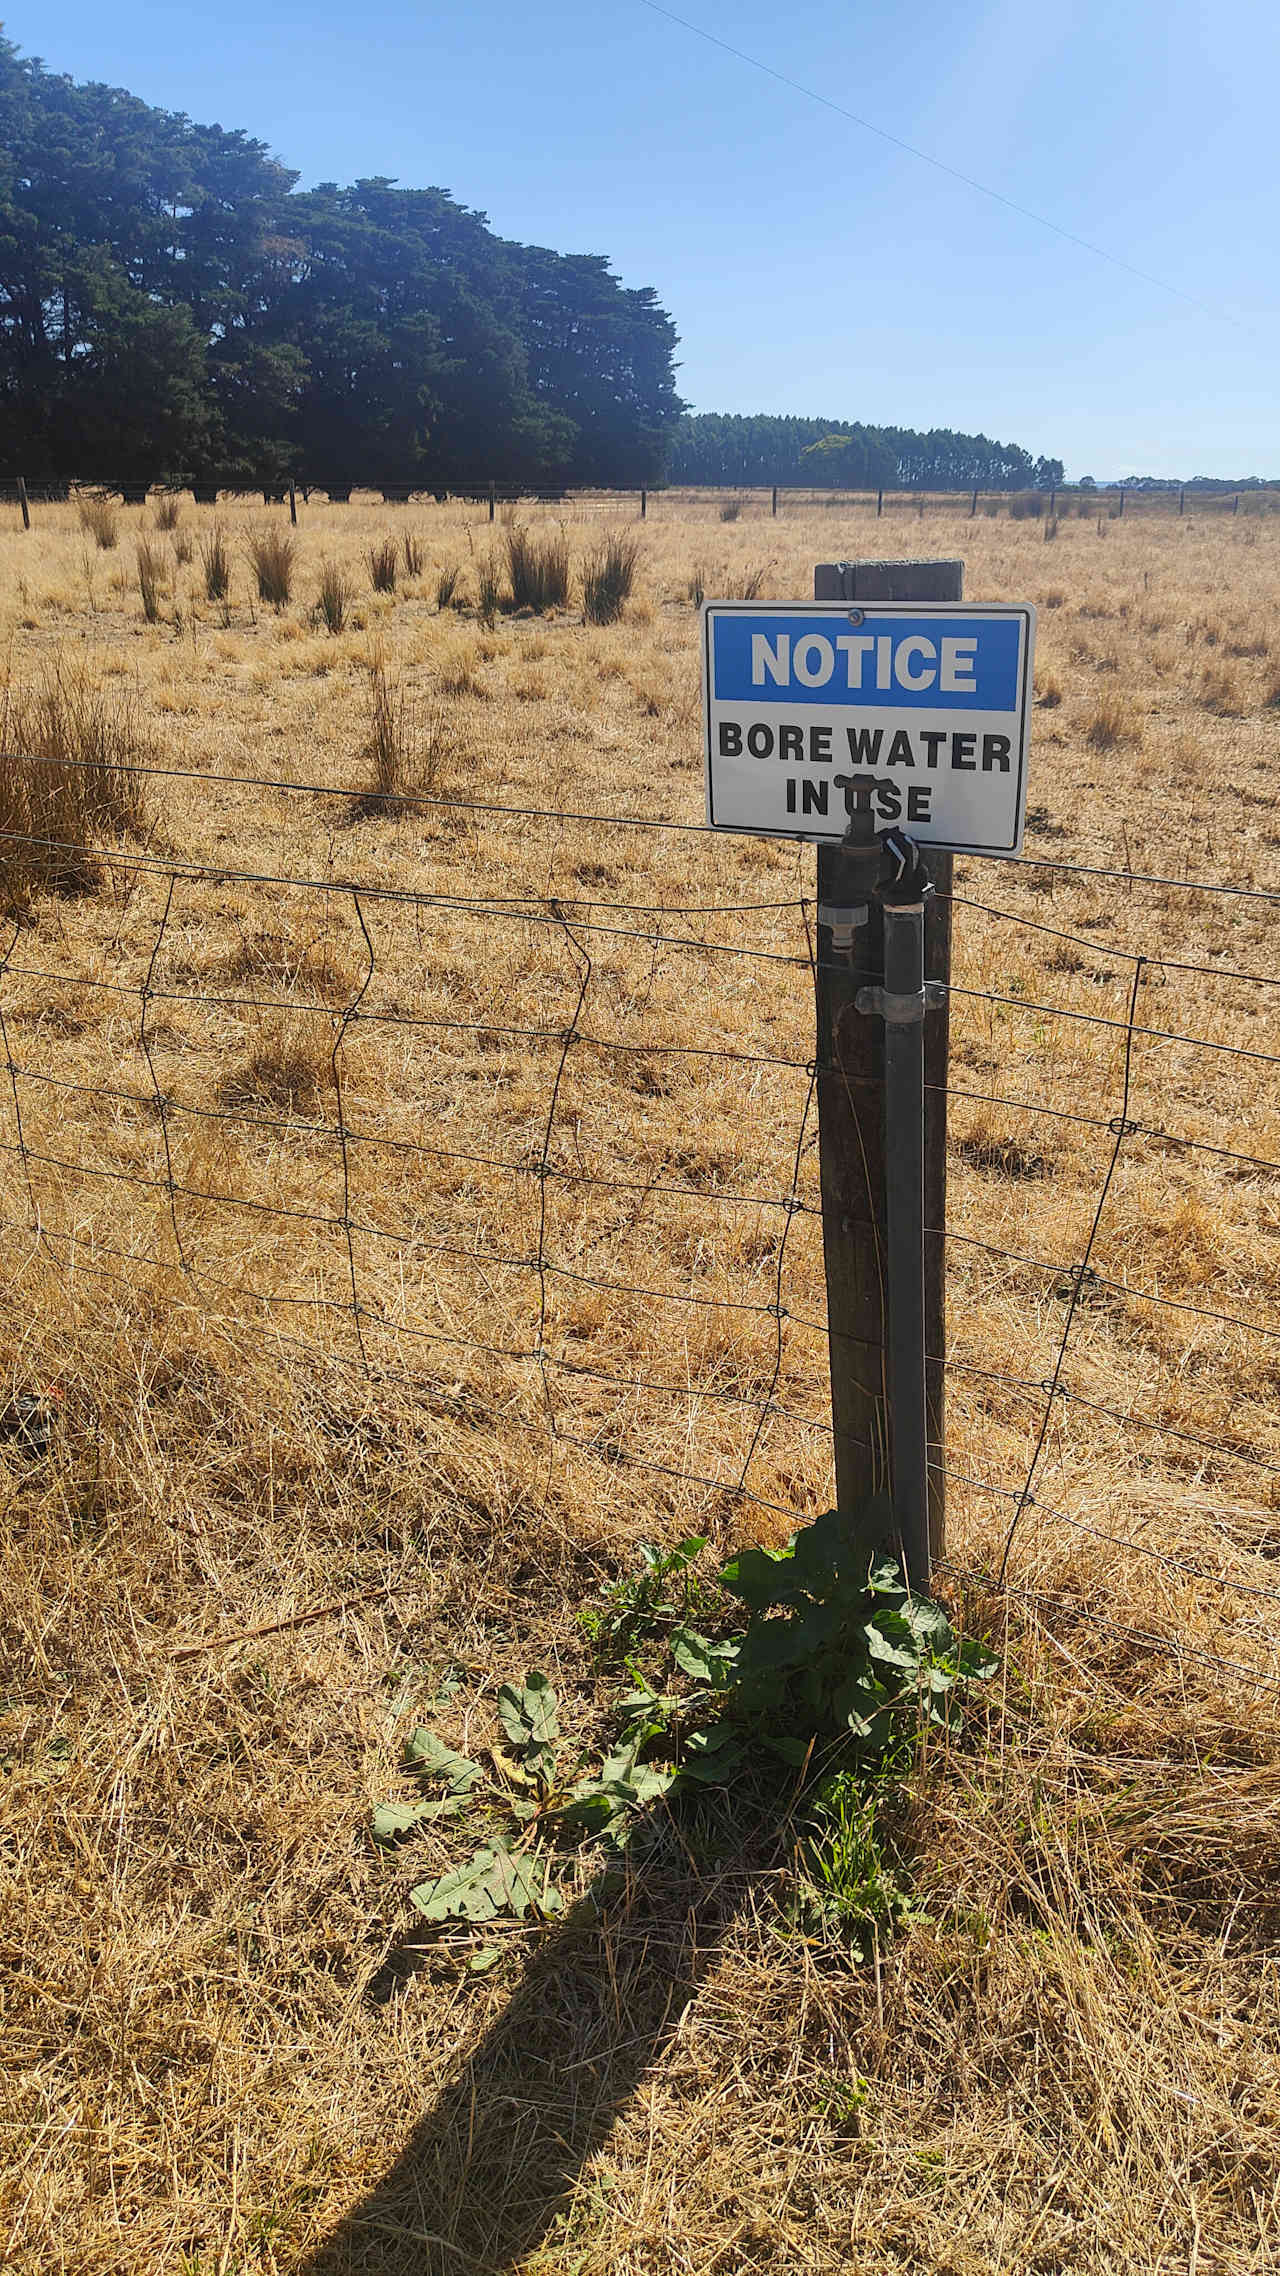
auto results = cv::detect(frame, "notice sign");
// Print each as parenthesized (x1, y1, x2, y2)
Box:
(703, 600, 1035, 856)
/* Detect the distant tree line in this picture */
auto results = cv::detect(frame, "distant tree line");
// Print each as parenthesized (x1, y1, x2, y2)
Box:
(1112, 473, 1278, 491)
(0, 37, 681, 489)
(668, 413, 1063, 492)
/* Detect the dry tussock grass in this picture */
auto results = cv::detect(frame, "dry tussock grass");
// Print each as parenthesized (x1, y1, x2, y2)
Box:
(0, 492, 1277, 2272)
(0, 656, 153, 901)
(75, 489, 119, 550)
(219, 1013, 336, 1116)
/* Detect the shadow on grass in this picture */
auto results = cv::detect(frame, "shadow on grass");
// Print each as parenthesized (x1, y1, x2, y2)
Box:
(298, 1794, 774, 2274)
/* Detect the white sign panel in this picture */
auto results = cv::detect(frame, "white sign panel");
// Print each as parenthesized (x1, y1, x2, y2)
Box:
(703, 599, 1035, 856)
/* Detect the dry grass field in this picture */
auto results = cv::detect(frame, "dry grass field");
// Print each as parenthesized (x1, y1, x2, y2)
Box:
(1, 489, 1278, 2275)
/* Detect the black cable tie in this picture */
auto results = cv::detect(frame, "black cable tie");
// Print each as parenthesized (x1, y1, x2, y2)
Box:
(1108, 1115, 1140, 1136)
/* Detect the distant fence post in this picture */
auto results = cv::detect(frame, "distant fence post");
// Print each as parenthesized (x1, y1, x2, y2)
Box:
(16, 476, 29, 531)
(1233, 493, 1240, 515)
(970, 487, 978, 517)
(1179, 487, 1186, 515)
(876, 488, 884, 518)
(811, 555, 959, 1578)
(1117, 486, 1126, 518)
(640, 488, 646, 519)
(1048, 487, 1057, 518)
(771, 484, 778, 518)
(488, 482, 496, 523)
(288, 485, 297, 526)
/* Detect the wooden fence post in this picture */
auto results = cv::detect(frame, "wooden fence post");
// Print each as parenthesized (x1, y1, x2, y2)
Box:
(16, 476, 29, 531)
(772, 484, 778, 518)
(811, 555, 959, 1564)
(288, 485, 297, 526)
(876, 488, 883, 518)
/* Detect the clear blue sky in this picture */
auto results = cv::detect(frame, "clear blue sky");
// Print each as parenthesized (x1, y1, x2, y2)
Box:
(12, 2, 1280, 478)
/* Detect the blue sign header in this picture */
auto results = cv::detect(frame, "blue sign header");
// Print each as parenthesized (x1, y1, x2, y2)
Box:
(710, 609, 1023, 712)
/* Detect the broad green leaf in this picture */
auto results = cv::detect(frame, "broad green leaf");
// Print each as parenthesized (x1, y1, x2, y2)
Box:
(615, 1687, 682, 1746)
(959, 1641, 1000, 1681)
(496, 1671, 559, 1754)
(719, 1542, 795, 1610)
(487, 1846, 563, 1917)
(760, 1731, 813, 1767)
(371, 1795, 465, 1843)
(734, 1617, 801, 1675)
(790, 1510, 862, 1595)
(904, 1598, 954, 1650)
(682, 1719, 737, 1755)
(676, 1725, 743, 1784)
(410, 1841, 562, 1923)
(404, 1728, 484, 1791)
(670, 1628, 735, 1685)
(410, 1847, 508, 1923)
(630, 1764, 676, 1805)
(860, 1620, 919, 1673)
(554, 1787, 620, 1833)
(468, 1946, 503, 1974)
(599, 1738, 642, 1786)
(830, 1670, 887, 1735)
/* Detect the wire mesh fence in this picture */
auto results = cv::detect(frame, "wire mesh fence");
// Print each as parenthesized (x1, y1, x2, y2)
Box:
(1, 751, 1277, 1694)
(9, 480, 1280, 520)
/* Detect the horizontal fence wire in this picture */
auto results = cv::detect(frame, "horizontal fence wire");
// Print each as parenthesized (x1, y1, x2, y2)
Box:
(0, 757, 1277, 1696)
(6, 747, 1280, 906)
(9, 482, 1278, 516)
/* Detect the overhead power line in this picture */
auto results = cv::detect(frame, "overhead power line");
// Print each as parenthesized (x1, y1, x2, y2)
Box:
(638, 1, 1242, 326)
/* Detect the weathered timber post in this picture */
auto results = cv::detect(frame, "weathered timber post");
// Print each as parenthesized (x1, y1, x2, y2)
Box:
(812, 557, 959, 1574)
(16, 476, 29, 531)
(772, 484, 778, 518)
